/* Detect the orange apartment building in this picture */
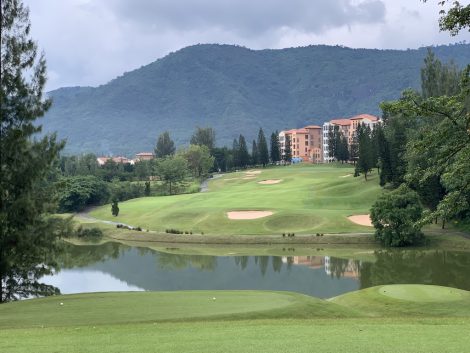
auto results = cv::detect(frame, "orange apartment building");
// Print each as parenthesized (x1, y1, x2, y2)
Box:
(279, 125, 322, 163)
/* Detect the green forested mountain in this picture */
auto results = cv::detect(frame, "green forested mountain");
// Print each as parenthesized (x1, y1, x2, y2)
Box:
(42, 43, 470, 155)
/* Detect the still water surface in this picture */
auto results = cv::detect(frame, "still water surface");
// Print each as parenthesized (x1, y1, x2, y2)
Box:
(42, 242, 470, 298)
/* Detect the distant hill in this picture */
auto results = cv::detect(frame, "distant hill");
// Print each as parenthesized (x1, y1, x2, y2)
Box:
(42, 43, 470, 155)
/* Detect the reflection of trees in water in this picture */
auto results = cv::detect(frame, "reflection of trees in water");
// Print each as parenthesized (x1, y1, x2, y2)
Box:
(158, 253, 217, 271)
(327, 257, 359, 279)
(360, 250, 470, 291)
(57, 242, 124, 269)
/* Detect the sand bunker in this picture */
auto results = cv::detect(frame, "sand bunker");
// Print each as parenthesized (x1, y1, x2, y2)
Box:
(227, 211, 273, 220)
(340, 174, 352, 178)
(258, 179, 282, 185)
(348, 214, 373, 227)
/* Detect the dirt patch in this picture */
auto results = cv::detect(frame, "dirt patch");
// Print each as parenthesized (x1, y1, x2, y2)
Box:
(227, 211, 273, 220)
(242, 176, 256, 180)
(348, 214, 373, 227)
(258, 179, 282, 185)
(340, 174, 352, 178)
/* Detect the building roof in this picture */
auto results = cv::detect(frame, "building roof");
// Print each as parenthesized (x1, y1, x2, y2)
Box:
(136, 152, 154, 156)
(304, 125, 321, 129)
(350, 114, 379, 121)
(330, 118, 352, 126)
(292, 128, 309, 134)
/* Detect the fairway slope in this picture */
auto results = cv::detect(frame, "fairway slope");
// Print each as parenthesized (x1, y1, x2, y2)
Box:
(0, 291, 356, 329)
(89, 165, 381, 235)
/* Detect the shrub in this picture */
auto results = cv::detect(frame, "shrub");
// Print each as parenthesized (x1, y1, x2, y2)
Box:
(75, 226, 103, 238)
(370, 185, 424, 247)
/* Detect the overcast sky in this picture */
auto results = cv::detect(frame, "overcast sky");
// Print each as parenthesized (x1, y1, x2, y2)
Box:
(25, 0, 470, 91)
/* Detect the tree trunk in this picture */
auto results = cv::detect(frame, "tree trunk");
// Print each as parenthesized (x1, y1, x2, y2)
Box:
(442, 218, 446, 229)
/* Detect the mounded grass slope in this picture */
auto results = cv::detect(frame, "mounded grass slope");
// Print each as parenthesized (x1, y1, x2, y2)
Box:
(2, 286, 470, 353)
(90, 164, 381, 235)
(331, 284, 470, 317)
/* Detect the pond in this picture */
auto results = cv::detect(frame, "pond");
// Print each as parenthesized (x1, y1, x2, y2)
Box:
(41, 242, 470, 299)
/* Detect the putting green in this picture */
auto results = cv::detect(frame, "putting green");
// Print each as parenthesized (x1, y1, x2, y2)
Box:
(90, 164, 381, 235)
(378, 284, 465, 302)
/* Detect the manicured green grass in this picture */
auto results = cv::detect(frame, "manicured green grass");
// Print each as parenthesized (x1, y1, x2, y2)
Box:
(331, 284, 470, 317)
(90, 164, 381, 235)
(2, 286, 470, 353)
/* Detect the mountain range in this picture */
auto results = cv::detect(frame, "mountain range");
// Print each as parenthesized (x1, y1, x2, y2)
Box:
(42, 43, 470, 155)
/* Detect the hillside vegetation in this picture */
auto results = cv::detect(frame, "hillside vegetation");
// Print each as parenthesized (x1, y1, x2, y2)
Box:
(42, 43, 470, 155)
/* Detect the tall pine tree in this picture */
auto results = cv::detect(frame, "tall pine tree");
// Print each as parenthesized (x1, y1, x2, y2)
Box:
(1, 0, 66, 302)
(270, 131, 281, 164)
(257, 128, 269, 167)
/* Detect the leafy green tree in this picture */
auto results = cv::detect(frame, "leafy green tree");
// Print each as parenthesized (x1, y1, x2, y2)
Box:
(270, 131, 281, 164)
(182, 144, 214, 178)
(257, 128, 269, 167)
(424, 0, 470, 35)
(251, 140, 258, 165)
(111, 200, 119, 217)
(0, 0, 67, 302)
(155, 156, 188, 194)
(212, 147, 231, 172)
(283, 135, 292, 163)
(370, 185, 424, 247)
(155, 131, 175, 158)
(190, 127, 216, 152)
(56, 176, 110, 212)
(237, 134, 250, 168)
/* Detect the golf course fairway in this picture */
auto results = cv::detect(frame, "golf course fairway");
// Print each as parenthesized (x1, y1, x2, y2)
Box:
(2, 285, 470, 353)
(90, 164, 381, 235)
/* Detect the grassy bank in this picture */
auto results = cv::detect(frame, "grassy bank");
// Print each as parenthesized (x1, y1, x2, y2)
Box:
(2, 286, 470, 353)
(90, 164, 381, 235)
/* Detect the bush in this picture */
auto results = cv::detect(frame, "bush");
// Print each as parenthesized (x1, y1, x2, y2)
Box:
(75, 226, 103, 238)
(370, 185, 424, 247)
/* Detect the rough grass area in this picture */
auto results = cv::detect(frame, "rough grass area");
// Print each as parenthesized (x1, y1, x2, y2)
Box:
(90, 164, 381, 235)
(1, 286, 470, 353)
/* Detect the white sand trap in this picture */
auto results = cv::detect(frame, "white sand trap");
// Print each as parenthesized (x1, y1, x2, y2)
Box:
(227, 211, 273, 220)
(258, 179, 282, 185)
(340, 174, 352, 178)
(348, 214, 373, 227)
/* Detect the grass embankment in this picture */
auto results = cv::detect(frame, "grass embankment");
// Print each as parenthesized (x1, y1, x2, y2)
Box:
(90, 164, 381, 236)
(2, 285, 470, 353)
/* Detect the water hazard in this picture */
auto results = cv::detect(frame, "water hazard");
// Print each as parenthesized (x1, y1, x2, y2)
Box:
(42, 242, 470, 298)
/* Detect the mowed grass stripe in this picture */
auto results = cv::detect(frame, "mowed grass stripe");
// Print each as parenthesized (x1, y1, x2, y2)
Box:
(90, 164, 381, 235)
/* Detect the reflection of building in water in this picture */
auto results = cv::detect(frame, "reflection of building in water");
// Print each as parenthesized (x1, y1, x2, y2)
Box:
(283, 256, 360, 279)
(324, 256, 360, 279)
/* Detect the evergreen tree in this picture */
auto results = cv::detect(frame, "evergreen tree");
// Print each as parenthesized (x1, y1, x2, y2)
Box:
(421, 48, 460, 98)
(355, 125, 373, 180)
(257, 128, 269, 167)
(327, 126, 337, 161)
(283, 135, 292, 164)
(338, 134, 350, 163)
(270, 131, 281, 164)
(1, 0, 66, 302)
(111, 200, 120, 217)
(232, 138, 240, 168)
(251, 140, 258, 165)
(155, 131, 175, 158)
(238, 134, 250, 168)
(376, 124, 391, 186)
